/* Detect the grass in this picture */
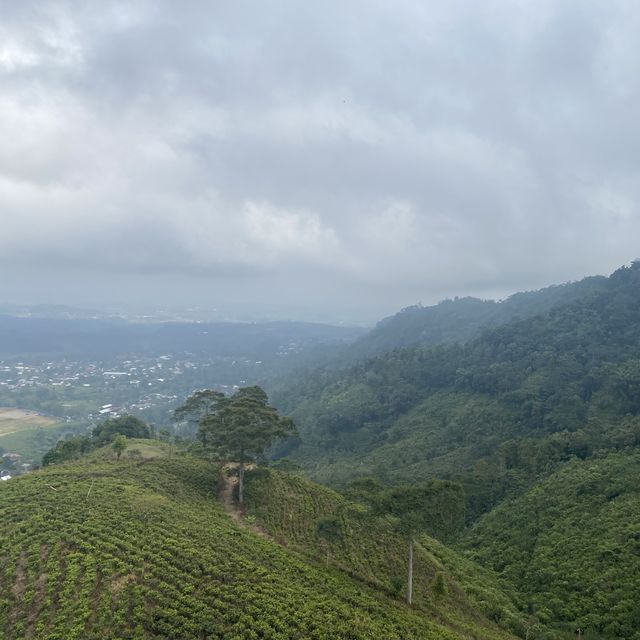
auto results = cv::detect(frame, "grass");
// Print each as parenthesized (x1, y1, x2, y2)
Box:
(0, 409, 70, 465)
(0, 408, 59, 437)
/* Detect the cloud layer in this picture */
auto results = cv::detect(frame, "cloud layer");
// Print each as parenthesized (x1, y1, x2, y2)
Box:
(1, 0, 639, 320)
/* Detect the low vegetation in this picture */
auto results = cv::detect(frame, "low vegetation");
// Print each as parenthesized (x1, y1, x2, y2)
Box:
(244, 466, 545, 638)
(0, 447, 518, 640)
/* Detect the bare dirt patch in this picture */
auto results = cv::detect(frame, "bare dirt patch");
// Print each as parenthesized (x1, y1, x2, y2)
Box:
(11, 551, 27, 600)
(111, 573, 136, 594)
(10, 551, 27, 625)
(219, 463, 271, 539)
(25, 572, 48, 637)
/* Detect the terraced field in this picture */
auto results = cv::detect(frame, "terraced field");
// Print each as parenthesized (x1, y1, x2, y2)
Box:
(0, 448, 519, 639)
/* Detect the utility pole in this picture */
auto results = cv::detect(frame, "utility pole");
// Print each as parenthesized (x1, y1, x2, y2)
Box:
(406, 539, 413, 606)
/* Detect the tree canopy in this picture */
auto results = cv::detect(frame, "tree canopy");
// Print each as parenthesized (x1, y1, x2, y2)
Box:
(172, 389, 227, 438)
(93, 415, 151, 443)
(175, 386, 296, 504)
(199, 387, 294, 460)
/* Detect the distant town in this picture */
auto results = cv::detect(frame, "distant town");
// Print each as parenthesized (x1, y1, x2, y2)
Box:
(0, 353, 274, 426)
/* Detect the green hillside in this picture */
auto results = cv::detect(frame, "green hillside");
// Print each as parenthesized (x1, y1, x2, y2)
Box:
(461, 451, 640, 639)
(275, 263, 640, 517)
(0, 445, 520, 640)
(263, 262, 640, 639)
(244, 467, 545, 639)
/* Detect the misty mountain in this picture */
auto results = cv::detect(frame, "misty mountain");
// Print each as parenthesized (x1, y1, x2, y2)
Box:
(341, 275, 608, 361)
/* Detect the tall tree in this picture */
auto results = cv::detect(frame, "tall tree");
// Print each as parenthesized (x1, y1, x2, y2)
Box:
(177, 386, 296, 505)
(172, 389, 227, 439)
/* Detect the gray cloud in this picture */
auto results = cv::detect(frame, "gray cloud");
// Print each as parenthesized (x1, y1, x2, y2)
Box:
(1, 0, 639, 321)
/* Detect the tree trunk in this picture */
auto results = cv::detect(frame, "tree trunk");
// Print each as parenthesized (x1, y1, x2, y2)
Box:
(238, 458, 245, 506)
(407, 539, 413, 606)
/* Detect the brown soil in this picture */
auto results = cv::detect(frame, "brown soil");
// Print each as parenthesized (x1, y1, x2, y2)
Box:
(111, 573, 136, 594)
(219, 463, 271, 539)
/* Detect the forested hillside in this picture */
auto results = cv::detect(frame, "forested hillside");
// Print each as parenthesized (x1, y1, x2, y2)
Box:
(0, 445, 522, 640)
(462, 451, 640, 638)
(341, 275, 607, 361)
(275, 262, 640, 509)
(268, 262, 640, 639)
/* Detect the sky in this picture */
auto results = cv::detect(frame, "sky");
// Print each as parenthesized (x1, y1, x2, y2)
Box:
(1, 0, 640, 323)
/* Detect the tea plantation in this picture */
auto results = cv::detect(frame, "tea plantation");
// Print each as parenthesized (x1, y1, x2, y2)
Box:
(0, 446, 518, 640)
(244, 468, 546, 639)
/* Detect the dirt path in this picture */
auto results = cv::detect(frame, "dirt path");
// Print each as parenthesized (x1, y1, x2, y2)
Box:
(219, 463, 271, 538)
(219, 463, 243, 523)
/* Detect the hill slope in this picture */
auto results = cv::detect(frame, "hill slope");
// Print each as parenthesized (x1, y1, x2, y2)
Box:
(244, 467, 546, 639)
(276, 263, 640, 512)
(0, 449, 519, 640)
(461, 451, 640, 639)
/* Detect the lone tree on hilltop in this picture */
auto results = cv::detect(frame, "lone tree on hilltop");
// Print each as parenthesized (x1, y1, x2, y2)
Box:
(175, 386, 296, 505)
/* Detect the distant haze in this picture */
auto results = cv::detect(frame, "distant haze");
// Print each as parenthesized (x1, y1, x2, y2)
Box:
(1, 1, 639, 323)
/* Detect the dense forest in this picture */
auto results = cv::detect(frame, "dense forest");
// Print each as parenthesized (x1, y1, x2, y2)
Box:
(462, 451, 640, 638)
(340, 275, 608, 362)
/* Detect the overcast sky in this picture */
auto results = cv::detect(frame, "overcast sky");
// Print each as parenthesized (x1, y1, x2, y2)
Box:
(1, 1, 639, 322)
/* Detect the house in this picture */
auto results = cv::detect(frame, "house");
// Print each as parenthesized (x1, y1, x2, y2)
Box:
(0, 470, 11, 481)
